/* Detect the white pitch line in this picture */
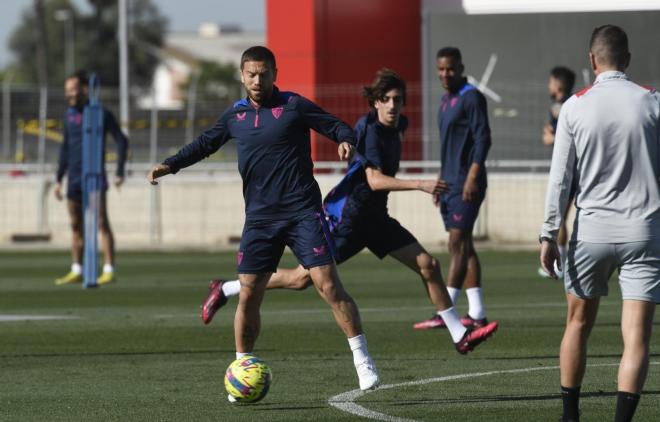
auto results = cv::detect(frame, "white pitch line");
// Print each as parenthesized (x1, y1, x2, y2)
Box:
(328, 362, 660, 422)
(0, 314, 80, 322)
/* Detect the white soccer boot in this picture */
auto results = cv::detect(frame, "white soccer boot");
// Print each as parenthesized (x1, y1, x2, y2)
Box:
(355, 357, 380, 391)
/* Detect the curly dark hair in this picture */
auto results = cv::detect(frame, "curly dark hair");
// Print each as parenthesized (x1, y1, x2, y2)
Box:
(363, 68, 406, 107)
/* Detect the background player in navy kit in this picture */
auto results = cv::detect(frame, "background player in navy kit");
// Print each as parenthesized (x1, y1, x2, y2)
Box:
(54, 70, 128, 286)
(147, 46, 380, 393)
(538, 66, 576, 279)
(201, 69, 498, 354)
(415, 47, 493, 330)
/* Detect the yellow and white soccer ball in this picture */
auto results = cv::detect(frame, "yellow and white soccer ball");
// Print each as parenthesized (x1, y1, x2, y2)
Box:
(224, 355, 272, 403)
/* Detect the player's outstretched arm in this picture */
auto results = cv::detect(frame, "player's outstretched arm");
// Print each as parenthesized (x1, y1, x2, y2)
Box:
(365, 167, 448, 194)
(147, 164, 171, 185)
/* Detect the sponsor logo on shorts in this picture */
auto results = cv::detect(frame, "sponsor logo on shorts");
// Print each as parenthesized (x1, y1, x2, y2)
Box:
(452, 213, 463, 222)
(237, 251, 244, 265)
(313, 245, 327, 256)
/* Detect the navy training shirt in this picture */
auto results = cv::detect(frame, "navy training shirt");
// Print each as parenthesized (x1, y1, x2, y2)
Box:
(56, 105, 129, 187)
(350, 111, 408, 213)
(163, 87, 356, 220)
(437, 79, 491, 193)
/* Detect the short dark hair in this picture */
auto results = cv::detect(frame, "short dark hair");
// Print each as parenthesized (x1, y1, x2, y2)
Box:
(436, 47, 462, 63)
(363, 68, 406, 107)
(241, 46, 276, 70)
(589, 25, 629, 68)
(550, 66, 576, 94)
(68, 69, 89, 86)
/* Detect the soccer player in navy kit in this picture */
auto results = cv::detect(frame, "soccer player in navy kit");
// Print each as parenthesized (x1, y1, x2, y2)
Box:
(147, 46, 380, 393)
(414, 47, 493, 331)
(201, 69, 497, 354)
(54, 70, 128, 286)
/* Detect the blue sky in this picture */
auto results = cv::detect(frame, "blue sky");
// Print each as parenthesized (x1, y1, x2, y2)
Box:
(0, 0, 265, 68)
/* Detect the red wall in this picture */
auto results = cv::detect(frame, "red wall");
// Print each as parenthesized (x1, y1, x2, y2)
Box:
(267, 0, 421, 160)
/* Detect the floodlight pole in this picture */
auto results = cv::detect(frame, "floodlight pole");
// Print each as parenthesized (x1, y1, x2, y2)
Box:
(118, 0, 130, 136)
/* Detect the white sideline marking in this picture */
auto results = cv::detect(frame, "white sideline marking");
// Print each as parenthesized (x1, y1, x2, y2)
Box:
(0, 314, 80, 322)
(328, 362, 660, 422)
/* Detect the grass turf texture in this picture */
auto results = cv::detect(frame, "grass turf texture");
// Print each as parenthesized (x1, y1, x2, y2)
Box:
(0, 250, 658, 421)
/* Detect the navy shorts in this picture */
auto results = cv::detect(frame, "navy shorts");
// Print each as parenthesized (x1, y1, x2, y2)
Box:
(237, 211, 335, 274)
(332, 213, 417, 264)
(440, 190, 485, 231)
(67, 177, 109, 203)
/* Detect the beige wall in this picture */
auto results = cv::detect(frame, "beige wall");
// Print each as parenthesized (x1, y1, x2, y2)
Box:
(0, 173, 565, 249)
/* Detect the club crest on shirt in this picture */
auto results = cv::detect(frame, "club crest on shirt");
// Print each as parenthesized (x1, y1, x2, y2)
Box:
(236, 112, 247, 121)
(68, 113, 82, 125)
(272, 107, 283, 119)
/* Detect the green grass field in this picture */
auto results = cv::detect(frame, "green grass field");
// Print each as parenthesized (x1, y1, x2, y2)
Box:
(1, 250, 658, 421)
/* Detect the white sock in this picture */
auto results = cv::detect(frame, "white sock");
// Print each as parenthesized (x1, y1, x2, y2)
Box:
(348, 334, 370, 365)
(438, 307, 468, 342)
(236, 352, 250, 359)
(446, 287, 461, 305)
(466, 287, 486, 320)
(103, 264, 114, 274)
(71, 263, 82, 274)
(222, 280, 241, 297)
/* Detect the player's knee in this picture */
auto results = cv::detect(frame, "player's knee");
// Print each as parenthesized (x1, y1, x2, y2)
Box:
(447, 237, 464, 255)
(419, 255, 440, 280)
(315, 278, 342, 302)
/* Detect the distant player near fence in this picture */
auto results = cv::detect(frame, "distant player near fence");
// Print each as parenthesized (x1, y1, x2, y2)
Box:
(54, 70, 128, 287)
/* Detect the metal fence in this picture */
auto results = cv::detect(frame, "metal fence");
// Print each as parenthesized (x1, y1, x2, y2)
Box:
(2, 80, 658, 177)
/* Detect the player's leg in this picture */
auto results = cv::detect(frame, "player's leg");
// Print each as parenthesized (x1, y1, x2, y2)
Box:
(308, 263, 379, 390)
(308, 263, 362, 337)
(97, 190, 116, 284)
(390, 242, 497, 352)
(615, 299, 654, 421)
(234, 272, 271, 353)
(201, 265, 312, 324)
(559, 240, 614, 422)
(55, 198, 84, 285)
(446, 228, 488, 326)
(614, 239, 659, 421)
(289, 212, 379, 390)
(559, 293, 600, 422)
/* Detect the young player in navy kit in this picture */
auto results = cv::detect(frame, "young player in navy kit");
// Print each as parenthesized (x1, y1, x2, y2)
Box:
(54, 70, 128, 286)
(201, 68, 498, 354)
(147, 46, 380, 393)
(414, 47, 494, 331)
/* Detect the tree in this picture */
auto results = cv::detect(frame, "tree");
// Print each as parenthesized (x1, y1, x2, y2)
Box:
(7, 0, 168, 87)
(185, 60, 242, 101)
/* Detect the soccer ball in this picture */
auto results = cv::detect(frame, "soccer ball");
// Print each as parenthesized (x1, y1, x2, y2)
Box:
(224, 355, 272, 403)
